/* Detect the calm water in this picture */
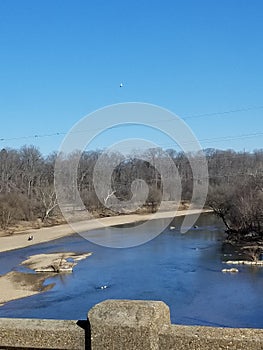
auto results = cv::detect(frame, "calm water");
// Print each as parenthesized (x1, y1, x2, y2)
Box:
(0, 213, 262, 328)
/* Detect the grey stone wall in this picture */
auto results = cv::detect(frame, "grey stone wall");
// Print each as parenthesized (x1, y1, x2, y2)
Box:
(88, 300, 263, 350)
(159, 325, 263, 350)
(88, 299, 170, 350)
(0, 300, 263, 349)
(0, 318, 87, 349)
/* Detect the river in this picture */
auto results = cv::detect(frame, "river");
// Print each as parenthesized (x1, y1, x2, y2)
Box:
(0, 213, 262, 328)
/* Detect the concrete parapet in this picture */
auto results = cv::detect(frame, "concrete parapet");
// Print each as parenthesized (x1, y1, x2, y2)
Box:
(88, 299, 170, 350)
(159, 324, 263, 350)
(88, 299, 263, 350)
(1, 300, 263, 349)
(0, 318, 86, 349)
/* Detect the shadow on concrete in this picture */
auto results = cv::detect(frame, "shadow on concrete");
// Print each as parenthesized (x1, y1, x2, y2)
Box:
(77, 319, 91, 350)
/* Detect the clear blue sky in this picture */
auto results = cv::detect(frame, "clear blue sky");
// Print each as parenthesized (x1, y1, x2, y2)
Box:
(0, 0, 262, 155)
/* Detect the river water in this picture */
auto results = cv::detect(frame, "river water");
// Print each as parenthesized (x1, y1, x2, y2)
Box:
(0, 213, 262, 328)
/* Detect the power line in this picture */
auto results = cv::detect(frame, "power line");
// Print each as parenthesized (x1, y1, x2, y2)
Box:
(0, 132, 66, 142)
(183, 131, 263, 145)
(0, 105, 262, 144)
(1, 130, 262, 151)
(182, 105, 263, 120)
(100, 131, 263, 152)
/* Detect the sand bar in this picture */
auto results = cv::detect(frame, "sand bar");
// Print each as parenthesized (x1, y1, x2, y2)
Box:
(0, 208, 211, 253)
(0, 271, 54, 306)
(0, 252, 92, 305)
(22, 252, 92, 271)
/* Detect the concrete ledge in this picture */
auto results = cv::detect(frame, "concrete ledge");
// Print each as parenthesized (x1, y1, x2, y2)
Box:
(88, 300, 263, 350)
(1, 300, 263, 349)
(88, 299, 170, 350)
(159, 324, 263, 350)
(0, 318, 86, 349)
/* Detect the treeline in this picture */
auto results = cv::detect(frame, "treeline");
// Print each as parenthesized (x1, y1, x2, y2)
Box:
(0, 146, 57, 230)
(207, 149, 263, 242)
(0, 146, 262, 239)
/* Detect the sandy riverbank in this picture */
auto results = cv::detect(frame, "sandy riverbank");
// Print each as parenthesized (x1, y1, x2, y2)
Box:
(0, 271, 54, 306)
(0, 208, 211, 253)
(0, 252, 92, 305)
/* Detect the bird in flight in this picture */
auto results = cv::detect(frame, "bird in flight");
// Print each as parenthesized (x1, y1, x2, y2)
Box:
(119, 82, 123, 88)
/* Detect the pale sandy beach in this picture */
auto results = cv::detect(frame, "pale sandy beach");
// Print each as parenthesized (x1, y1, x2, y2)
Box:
(0, 271, 54, 306)
(0, 208, 211, 253)
(0, 208, 211, 305)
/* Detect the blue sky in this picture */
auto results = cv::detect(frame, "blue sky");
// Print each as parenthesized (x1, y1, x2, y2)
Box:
(0, 0, 262, 155)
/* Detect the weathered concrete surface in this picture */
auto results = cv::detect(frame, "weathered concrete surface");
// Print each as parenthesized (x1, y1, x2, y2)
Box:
(88, 299, 170, 350)
(1, 300, 263, 349)
(159, 324, 263, 350)
(0, 318, 86, 349)
(88, 299, 263, 350)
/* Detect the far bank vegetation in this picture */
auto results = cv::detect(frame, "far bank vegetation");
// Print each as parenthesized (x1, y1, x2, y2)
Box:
(0, 146, 262, 246)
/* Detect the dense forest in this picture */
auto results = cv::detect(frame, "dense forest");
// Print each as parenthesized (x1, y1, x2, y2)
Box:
(0, 146, 262, 244)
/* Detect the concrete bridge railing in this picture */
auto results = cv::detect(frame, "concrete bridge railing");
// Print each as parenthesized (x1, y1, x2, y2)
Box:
(0, 299, 263, 349)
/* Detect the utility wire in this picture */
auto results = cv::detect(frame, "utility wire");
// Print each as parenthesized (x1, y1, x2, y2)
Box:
(1, 130, 262, 151)
(113, 131, 263, 151)
(0, 105, 262, 143)
(182, 105, 263, 120)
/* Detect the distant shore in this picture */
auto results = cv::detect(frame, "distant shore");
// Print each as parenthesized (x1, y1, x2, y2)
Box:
(0, 208, 212, 253)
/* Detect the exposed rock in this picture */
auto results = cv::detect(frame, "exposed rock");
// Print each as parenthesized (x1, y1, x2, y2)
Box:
(222, 268, 239, 273)
(224, 260, 263, 266)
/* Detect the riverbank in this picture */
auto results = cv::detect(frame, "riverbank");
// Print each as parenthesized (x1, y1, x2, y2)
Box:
(0, 208, 211, 253)
(0, 252, 92, 305)
(0, 271, 54, 306)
